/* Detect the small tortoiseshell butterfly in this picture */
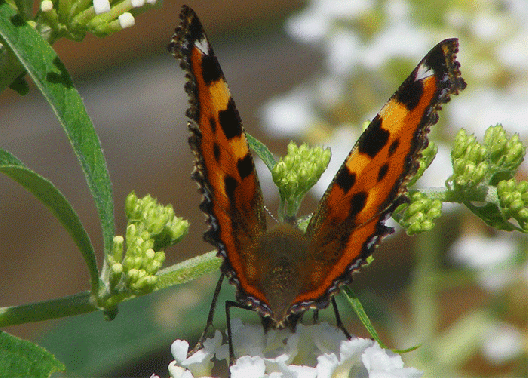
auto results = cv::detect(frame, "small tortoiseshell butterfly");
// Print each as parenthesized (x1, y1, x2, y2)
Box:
(169, 5, 466, 361)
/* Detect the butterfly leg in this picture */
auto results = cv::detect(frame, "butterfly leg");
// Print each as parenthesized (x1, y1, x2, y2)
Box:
(332, 296, 352, 339)
(312, 309, 319, 324)
(188, 272, 225, 356)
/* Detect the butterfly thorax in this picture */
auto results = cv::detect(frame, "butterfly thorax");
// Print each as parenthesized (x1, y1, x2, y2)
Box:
(254, 223, 310, 327)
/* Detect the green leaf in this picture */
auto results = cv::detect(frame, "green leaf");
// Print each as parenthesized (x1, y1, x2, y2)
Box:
(342, 286, 388, 348)
(246, 133, 276, 171)
(0, 2, 115, 255)
(0, 149, 99, 292)
(8, 72, 29, 95)
(342, 287, 419, 354)
(0, 332, 65, 378)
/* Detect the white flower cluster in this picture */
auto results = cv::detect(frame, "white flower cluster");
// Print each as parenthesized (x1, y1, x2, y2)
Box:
(167, 319, 422, 378)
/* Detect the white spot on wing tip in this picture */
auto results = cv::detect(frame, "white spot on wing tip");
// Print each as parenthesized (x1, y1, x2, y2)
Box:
(195, 38, 210, 54)
(415, 63, 433, 81)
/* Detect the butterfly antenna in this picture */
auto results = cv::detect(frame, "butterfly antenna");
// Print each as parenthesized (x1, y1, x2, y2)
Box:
(264, 205, 279, 223)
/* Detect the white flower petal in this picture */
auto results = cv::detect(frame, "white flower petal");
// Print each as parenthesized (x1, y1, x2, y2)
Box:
(363, 343, 423, 378)
(182, 347, 215, 377)
(316, 352, 339, 377)
(231, 356, 266, 378)
(118, 12, 135, 29)
(340, 337, 373, 363)
(363, 344, 404, 371)
(171, 320, 420, 376)
(41, 0, 53, 12)
(93, 0, 110, 14)
(171, 340, 189, 363)
(168, 361, 194, 378)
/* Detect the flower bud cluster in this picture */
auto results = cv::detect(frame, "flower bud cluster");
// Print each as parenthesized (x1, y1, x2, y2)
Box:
(399, 192, 443, 235)
(36, 0, 156, 42)
(272, 142, 331, 217)
(497, 179, 528, 232)
(273, 142, 331, 199)
(449, 125, 525, 191)
(108, 192, 189, 294)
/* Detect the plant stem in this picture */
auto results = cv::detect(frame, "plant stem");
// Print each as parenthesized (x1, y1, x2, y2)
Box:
(410, 228, 441, 353)
(0, 291, 94, 327)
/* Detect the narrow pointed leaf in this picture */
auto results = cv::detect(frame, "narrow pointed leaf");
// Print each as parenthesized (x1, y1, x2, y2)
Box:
(0, 2, 115, 254)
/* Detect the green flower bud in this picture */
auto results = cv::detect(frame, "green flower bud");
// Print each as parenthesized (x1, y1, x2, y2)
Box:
(518, 208, 528, 219)
(399, 192, 442, 234)
(127, 268, 139, 282)
(109, 262, 123, 289)
(111, 263, 123, 275)
(504, 136, 526, 169)
(497, 178, 528, 230)
(484, 125, 507, 154)
(112, 235, 124, 262)
(125, 191, 139, 219)
(272, 142, 331, 218)
(451, 129, 473, 159)
(467, 143, 486, 163)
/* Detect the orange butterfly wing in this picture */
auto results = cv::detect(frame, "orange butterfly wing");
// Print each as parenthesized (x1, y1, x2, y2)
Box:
(294, 39, 466, 307)
(172, 7, 466, 324)
(170, 6, 267, 301)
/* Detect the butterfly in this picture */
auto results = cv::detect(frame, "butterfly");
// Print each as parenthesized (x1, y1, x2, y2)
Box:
(169, 5, 466, 362)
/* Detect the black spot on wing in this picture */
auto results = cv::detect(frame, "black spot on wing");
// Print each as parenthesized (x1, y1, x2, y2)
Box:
(377, 163, 389, 182)
(219, 99, 243, 139)
(395, 77, 423, 111)
(187, 14, 205, 45)
(213, 142, 221, 162)
(201, 54, 223, 85)
(388, 139, 399, 156)
(358, 115, 390, 158)
(423, 42, 447, 75)
(224, 175, 237, 201)
(237, 154, 254, 179)
(335, 167, 356, 193)
(350, 192, 367, 218)
(209, 116, 217, 133)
